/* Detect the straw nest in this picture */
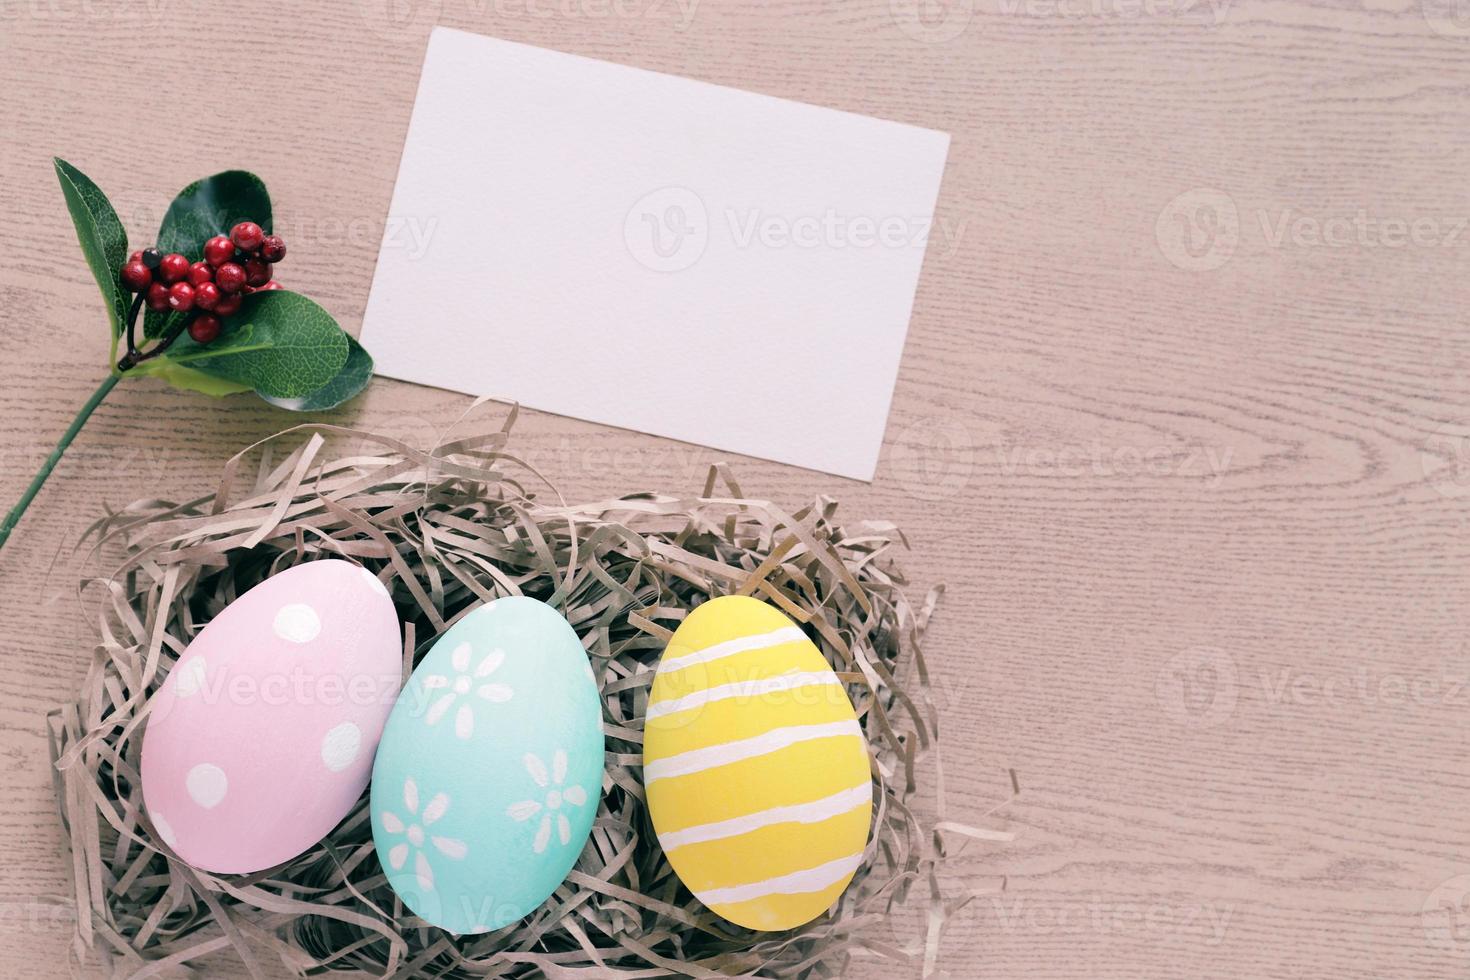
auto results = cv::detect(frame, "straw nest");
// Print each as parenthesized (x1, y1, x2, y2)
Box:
(49, 408, 997, 979)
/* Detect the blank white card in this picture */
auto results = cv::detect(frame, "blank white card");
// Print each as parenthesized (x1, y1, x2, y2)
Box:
(361, 27, 951, 481)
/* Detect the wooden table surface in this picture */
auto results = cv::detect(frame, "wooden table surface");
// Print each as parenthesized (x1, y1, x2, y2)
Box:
(2, 2, 1468, 977)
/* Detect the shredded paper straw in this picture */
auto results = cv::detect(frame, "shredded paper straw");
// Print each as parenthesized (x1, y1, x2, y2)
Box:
(48, 408, 1008, 978)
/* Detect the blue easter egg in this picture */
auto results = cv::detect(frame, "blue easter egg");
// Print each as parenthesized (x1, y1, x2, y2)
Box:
(370, 596, 603, 933)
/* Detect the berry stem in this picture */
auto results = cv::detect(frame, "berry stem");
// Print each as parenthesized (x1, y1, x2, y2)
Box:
(143, 316, 191, 361)
(0, 372, 121, 552)
(117, 299, 192, 372)
(124, 291, 145, 359)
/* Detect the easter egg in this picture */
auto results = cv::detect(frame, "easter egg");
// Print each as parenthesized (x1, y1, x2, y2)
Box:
(370, 596, 604, 934)
(643, 595, 872, 931)
(140, 559, 402, 873)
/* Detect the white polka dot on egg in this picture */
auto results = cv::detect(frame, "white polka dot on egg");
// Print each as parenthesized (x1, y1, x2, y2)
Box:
(320, 722, 362, 773)
(186, 763, 229, 809)
(359, 566, 391, 599)
(175, 657, 207, 698)
(151, 811, 179, 848)
(273, 603, 322, 644)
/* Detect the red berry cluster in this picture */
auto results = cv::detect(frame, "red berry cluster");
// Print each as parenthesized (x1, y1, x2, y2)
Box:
(119, 222, 286, 344)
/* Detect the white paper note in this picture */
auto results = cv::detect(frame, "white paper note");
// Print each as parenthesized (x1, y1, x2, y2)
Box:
(361, 27, 951, 480)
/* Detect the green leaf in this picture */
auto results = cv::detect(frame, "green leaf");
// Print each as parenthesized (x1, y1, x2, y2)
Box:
(164, 290, 348, 399)
(144, 171, 271, 339)
(142, 360, 253, 398)
(156, 170, 270, 254)
(260, 335, 373, 411)
(53, 158, 129, 337)
(143, 307, 186, 343)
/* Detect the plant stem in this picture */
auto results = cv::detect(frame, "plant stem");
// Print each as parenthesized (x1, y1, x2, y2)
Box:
(118, 312, 190, 371)
(0, 373, 120, 553)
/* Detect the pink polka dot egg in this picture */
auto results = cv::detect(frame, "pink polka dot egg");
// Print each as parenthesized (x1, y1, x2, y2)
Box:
(141, 559, 402, 873)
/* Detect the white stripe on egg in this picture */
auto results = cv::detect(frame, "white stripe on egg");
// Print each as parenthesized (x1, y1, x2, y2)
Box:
(656, 783, 872, 850)
(642, 720, 863, 784)
(655, 626, 807, 676)
(697, 851, 865, 906)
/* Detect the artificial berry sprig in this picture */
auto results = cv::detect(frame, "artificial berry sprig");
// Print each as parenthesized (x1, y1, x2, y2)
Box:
(115, 222, 287, 370)
(1, 160, 366, 554)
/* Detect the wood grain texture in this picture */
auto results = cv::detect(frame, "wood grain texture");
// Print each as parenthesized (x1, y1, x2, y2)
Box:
(2, 1, 1468, 976)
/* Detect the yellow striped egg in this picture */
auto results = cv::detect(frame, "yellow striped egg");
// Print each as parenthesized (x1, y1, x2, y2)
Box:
(643, 595, 871, 931)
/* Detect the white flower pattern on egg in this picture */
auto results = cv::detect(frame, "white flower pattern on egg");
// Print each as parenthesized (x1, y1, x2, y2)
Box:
(506, 750, 588, 854)
(378, 778, 468, 891)
(421, 642, 513, 740)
